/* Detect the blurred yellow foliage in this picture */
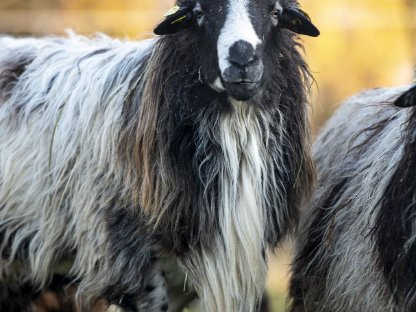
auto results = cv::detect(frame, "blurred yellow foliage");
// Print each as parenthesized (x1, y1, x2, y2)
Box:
(302, 0, 415, 130)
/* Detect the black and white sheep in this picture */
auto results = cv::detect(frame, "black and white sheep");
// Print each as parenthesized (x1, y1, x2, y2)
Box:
(289, 84, 416, 312)
(0, 0, 319, 311)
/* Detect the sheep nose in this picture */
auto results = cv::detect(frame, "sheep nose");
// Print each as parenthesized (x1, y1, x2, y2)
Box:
(228, 40, 258, 69)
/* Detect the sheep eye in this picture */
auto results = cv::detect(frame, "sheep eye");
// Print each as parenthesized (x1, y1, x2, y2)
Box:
(194, 7, 205, 22)
(271, 8, 280, 19)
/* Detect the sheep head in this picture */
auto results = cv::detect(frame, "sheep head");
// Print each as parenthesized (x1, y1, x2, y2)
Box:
(154, 0, 319, 101)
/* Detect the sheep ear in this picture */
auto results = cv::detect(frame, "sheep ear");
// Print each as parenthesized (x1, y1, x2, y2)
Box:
(279, 8, 320, 37)
(395, 85, 416, 108)
(154, 5, 194, 35)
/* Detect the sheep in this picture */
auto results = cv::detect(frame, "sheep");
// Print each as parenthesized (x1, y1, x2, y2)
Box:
(0, 0, 319, 311)
(289, 84, 416, 312)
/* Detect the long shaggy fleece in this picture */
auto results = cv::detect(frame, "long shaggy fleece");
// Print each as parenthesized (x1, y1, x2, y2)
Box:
(289, 86, 416, 312)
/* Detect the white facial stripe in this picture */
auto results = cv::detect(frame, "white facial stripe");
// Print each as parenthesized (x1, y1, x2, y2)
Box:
(217, 0, 262, 73)
(275, 1, 283, 12)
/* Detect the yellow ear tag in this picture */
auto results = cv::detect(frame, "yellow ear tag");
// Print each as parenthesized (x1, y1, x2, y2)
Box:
(171, 15, 187, 24)
(164, 5, 181, 17)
